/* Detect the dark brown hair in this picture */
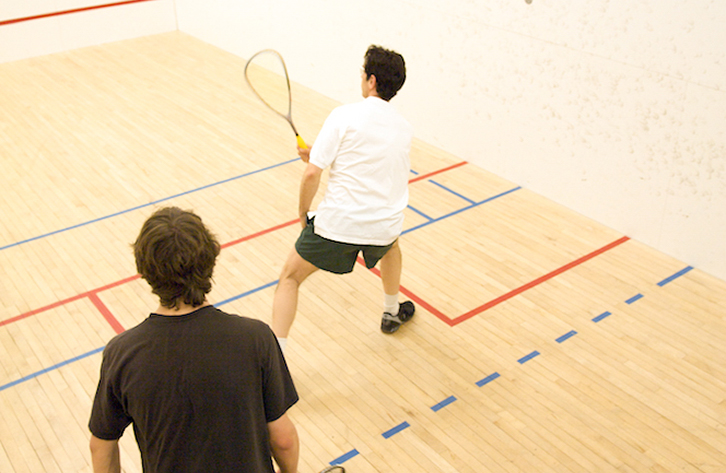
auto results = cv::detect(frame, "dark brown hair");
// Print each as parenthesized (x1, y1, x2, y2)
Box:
(133, 207, 220, 309)
(363, 45, 406, 101)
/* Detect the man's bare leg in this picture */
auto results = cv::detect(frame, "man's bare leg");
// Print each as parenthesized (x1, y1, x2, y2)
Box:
(379, 240, 402, 299)
(272, 249, 319, 341)
(378, 240, 414, 333)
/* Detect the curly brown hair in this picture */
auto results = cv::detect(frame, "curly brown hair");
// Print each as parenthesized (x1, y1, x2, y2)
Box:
(133, 207, 220, 309)
(363, 45, 406, 101)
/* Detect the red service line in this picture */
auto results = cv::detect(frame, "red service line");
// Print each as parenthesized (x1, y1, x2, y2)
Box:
(409, 162, 467, 183)
(1, 162, 469, 331)
(89, 293, 125, 334)
(0, 274, 140, 329)
(221, 219, 299, 249)
(0, 0, 158, 27)
(364, 236, 630, 326)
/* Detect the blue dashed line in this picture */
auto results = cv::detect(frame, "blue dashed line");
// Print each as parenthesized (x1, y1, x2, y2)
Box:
(476, 372, 500, 387)
(328, 264, 695, 465)
(518, 351, 540, 364)
(382, 421, 410, 439)
(556, 331, 578, 343)
(330, 449, 359, 465)
(431, 395, 457, 412)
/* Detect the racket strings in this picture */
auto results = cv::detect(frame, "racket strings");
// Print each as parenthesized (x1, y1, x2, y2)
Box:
(244, 49, 306, 148)
(245, 50, 293, 122)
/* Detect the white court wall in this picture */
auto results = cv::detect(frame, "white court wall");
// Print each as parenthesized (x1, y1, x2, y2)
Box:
(2, 1, 722, 281)
(0, 0, 177, 63)
(176, 0, 726, 282)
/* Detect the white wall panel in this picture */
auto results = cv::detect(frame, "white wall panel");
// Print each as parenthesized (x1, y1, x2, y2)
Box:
(117, 0, 726, 280)
(0, 0, 177, 63)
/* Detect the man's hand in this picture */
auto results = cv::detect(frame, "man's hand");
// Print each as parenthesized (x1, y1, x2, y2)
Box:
(297, 145, 311, 163)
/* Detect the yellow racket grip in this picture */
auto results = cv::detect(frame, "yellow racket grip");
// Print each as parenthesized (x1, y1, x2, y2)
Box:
(296, 134, 307, 149)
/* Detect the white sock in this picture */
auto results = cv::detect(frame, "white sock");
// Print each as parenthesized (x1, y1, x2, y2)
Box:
(277, 337, 287, 353)
(384, 293, 400, 315)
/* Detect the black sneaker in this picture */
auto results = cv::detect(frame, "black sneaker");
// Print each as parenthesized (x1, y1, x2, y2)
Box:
(381, 301, 415, 334)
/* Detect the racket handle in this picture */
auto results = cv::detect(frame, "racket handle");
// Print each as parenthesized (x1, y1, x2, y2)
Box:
(296, 134, 307, 149)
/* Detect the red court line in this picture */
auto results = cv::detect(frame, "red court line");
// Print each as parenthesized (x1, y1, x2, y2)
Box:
(362, 236, 630, 327)
(0, 274, 141, 328)
(89, 293, 125, 334)
(221, 219, 299, 249)
(0, 293, 89, 328)
(0, 0, 158, 26)
(0, 161, 468, 330)
(365, 265, 452, 324)
(410, 162, 467, 183)
(450, 236, 630, 325)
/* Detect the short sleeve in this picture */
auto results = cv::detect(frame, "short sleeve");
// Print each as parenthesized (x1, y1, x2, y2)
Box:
(261, 327, 299, 423)
(88, 345, 132, 440)
(309, 107, 346, 170)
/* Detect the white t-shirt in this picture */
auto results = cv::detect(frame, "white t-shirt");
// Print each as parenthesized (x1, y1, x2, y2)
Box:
(309, 96, 413, 246)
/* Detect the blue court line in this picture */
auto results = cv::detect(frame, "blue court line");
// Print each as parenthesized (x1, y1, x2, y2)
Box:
(5, 280, 279, 392)
(330, 449, 359, 465)
(592, 311, 611, 323)
(382, 421, 410, 439)
(214, 280, 279, 307)
(407, 205, 433, 221)
(476, 372, 500, 387)
(1, 184, 521, 391)
(428, 180, 477, 205)
(657, 266, 693, 286)
(431, 395, 457, 412)
(625, 294, 643, 304)
(517, 351, 540, 364)
(0, 158, 299, 252)
(0, 346, 104, 392)
(402, 186, 521, 235)
(556, 330, 578, 343)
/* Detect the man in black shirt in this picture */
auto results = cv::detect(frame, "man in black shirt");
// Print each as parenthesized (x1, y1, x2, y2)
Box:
(89, 207, 299, 473)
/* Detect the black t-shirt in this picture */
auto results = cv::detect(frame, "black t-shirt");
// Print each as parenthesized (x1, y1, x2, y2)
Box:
(89, 306, 298, 473)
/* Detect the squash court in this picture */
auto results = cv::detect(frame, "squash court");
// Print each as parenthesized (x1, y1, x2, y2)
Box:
(1, 32, 725, 472)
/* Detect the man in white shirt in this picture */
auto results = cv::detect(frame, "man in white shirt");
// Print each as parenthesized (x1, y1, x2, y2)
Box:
(272, 45, 415, 351)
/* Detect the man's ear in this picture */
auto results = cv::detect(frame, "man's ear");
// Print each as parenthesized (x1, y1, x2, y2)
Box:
(368, 74, 378, 96)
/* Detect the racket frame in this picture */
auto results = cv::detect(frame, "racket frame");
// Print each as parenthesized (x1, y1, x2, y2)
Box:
(244, 49, 306, 148)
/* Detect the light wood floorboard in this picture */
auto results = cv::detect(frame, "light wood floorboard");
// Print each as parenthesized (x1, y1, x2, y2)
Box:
(1, 32, 724, 472)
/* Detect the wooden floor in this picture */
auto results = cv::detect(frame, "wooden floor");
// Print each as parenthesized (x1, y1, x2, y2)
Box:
(1, 32, 725, 473)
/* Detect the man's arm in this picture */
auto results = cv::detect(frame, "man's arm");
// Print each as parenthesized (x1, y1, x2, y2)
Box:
(299, 162, 323, 227)
(268, 413, 299, 473)
(89, 434, 120, 473)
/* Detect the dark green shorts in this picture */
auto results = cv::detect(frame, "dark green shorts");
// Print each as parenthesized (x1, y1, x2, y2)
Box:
(295, 219, 395, 274)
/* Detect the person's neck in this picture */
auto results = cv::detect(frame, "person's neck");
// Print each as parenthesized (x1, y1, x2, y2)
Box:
(365, 93, 388, 103)
(155, 301, 210, 316)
